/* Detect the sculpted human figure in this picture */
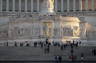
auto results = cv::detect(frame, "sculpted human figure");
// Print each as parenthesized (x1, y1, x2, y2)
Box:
(47, 0, 54, 12)
(41, 0, 54, 14)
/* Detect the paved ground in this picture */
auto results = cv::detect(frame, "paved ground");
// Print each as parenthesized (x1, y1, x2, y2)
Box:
(0, 45, 96, 62)
(0, 61, 96, 63)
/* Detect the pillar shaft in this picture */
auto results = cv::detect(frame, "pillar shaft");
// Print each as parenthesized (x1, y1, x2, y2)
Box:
(79, 0, 82, 11)
(13, 0, 15, 12)
(37, 0, 39, 12)
(31, 0, 33, 12)
(0, 0, 2, 12)
(25, 0, 27, 12)
(73, 0, 76, 11)
(61, 0, 64, 12)
(92, 0, 94, 10)
(67, 0, 69, 12)
(85, 0, 88, 10)
(6, 0, 9, 11)
(19, 0, 21, 12)
(55, 0, 57, 12)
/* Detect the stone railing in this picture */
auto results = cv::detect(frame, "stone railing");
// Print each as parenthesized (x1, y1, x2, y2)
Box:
(0, 11, 96, 17)
(59, 11, 96, 16)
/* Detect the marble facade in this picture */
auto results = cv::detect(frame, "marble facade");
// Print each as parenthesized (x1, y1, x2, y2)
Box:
(0, 0, 96, 44)
(0, 15, 82, 43)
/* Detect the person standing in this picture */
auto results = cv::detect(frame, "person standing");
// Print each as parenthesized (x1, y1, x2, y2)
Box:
(92, 49, 96, 56)
(54, 56, 62, 63)
(80, 53, 84, 63)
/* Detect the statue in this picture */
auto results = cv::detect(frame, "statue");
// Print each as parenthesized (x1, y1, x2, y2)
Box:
(47, 0, 54, 12)
(40, 0, 54, 14)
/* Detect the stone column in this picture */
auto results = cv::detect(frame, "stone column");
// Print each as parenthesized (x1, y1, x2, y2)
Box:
(13, 0, 15, 12)
(79, 0, 82, 11)
(25, 0, 27, 12)
(6, 0, 9, 12)
(92, 0, 94, 10)
(55, 0, 57, 12)
(61, 0, 64, 12)
(0, 0, 2, 12)
(85, 0, 88, 10)
(31, 0, 33, 12)
(19, 0, 21, 12)
(37, 0, 39, 12)
(73, 0, 76, 11)
(67, 0, 69, 12)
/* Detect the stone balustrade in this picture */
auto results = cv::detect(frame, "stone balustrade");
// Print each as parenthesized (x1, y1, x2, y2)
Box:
(0, 11, 96, 17)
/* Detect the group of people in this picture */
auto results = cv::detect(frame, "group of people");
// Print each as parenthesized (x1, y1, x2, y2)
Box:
(92, 48, 96, 56)
(3, 39, 81, 47)
(2, 39, 96, 62)
(54, 55, 62, 63)
(33, 38, 51, 53)
(4, 41, 30, 47)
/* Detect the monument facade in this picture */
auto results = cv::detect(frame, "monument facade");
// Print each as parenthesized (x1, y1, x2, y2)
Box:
(0, 0, 96, 43)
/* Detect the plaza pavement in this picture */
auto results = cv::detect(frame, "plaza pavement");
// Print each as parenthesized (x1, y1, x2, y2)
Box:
(0, 45, 96, 62)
